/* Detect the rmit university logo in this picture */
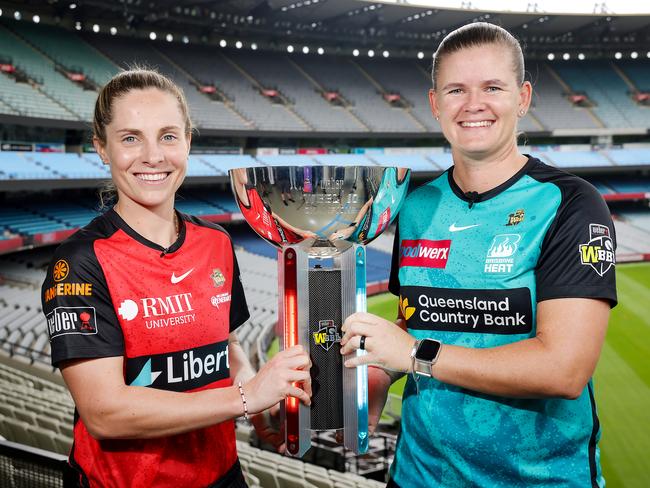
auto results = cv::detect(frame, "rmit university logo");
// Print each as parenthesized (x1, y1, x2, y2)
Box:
(485, 234, 521, 273)
(579, 223, 615, 276)
(117, 293, 196, 329)
(312, 320, 341, 351)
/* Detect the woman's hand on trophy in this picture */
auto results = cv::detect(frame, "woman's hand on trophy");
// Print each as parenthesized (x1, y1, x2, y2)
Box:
(243, 345, 312, 415)
(340, 313, 416, 373)
(250, 403, 285, 453)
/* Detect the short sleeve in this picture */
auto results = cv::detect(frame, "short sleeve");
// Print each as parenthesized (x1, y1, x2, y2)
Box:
(535, 182, 617, 307)
(41, 239, 124, 366)
(388, 224, 401, 296)
(229, 250, 250, 331)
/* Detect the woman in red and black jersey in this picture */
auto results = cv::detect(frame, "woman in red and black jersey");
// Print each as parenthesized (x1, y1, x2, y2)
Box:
(41, 69, 311, 488)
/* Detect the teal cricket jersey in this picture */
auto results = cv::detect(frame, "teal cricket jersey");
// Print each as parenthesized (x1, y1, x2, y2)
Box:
(387, 156, 617, 488)
(351, 167, 410, 242)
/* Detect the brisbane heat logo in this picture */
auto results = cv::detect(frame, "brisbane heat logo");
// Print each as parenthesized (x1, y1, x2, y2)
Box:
(399, 239, 451, 268)
(579, 224, 615, 276)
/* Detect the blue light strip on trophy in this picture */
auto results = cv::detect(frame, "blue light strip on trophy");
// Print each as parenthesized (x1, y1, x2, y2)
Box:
(355, 246, 369, 454)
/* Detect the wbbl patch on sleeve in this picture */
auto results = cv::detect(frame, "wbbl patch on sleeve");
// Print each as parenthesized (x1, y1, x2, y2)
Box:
(578, 224, 615, 276)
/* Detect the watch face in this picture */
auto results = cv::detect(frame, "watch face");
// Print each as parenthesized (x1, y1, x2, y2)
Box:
(416, 339, 441, 362)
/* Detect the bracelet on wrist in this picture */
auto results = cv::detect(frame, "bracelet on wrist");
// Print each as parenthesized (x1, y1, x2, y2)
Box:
(237, 381, 249, 421)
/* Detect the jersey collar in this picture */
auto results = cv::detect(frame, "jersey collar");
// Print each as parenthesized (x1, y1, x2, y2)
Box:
(106, 208, 187, 255)
(447, 155, 538, 205)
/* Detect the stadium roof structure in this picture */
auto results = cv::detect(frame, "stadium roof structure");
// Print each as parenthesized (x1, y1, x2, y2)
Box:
(2, 0, 650, 59)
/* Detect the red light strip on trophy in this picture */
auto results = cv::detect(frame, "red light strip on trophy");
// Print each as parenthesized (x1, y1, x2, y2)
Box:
(283, 248, 300, 455)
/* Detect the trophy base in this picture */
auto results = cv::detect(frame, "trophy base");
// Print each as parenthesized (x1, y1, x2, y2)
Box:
(279, 245, 368, 457)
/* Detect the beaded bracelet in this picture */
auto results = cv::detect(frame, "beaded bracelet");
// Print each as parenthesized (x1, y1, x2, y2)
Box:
(237, 381, 249, 421)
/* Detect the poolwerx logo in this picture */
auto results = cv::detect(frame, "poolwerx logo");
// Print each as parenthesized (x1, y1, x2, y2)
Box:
(579, 223, 615, 276)
(126, 340, 230, 392)
(399, 239, 451, 268)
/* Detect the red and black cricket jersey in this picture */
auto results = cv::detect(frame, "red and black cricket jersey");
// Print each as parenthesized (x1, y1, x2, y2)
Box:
(239, 184, 300, 244)
(41, 208, 250, 488)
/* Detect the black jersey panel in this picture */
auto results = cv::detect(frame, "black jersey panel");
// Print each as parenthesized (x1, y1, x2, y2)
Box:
(529, 163, 617, 306)
(41, 215, 125, 366)
(388, 224, 401, 297)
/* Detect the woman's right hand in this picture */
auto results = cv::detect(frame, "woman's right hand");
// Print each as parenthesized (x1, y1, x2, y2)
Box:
(243, 345, 311, 414)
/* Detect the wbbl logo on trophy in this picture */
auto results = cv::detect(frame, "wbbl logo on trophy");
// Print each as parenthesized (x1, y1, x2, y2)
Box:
(579, 223, 615, 276)
(312, 319, 342, 351)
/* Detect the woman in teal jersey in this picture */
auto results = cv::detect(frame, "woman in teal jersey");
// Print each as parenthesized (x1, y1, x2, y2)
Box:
(340, 22, 616, 487)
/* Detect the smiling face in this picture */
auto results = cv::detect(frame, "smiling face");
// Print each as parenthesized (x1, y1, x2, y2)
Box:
(429, 43, 531, 162)
(94, 88, 191, 215)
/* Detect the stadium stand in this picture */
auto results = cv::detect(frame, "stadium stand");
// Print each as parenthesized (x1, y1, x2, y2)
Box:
(527, 62, 601, 130)
(1, 6, 650, 486)
(0, 151, 58, 179)
(226, 50, 362, 132)
(296, 55, 422, 133)
(85, 35, 254, 131)
(553, 60, 650, 129)
(8, 21, 117, 88)
(0, 22, 96, 121)
(539, 149, 613, 168)
(0, 19, 649, 137)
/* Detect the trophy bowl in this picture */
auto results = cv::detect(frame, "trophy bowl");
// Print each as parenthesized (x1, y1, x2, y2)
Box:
(230, 166, 410, 257)
(229, 165, 410, 456)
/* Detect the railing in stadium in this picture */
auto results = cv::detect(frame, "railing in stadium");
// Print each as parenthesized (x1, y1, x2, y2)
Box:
(0, 440, 67, 487)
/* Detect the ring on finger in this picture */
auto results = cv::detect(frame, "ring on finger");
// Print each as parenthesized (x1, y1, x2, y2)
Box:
(359, 335, 366, 351)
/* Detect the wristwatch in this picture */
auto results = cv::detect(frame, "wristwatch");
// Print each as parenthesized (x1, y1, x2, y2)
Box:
(410, 338, 442, 378)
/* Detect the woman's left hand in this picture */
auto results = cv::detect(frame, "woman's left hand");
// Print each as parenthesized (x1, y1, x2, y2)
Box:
(250, 403, 285, 453)
(340, 313, 416, 373)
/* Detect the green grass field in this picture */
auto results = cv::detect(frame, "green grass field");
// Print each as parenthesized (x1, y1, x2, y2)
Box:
(265, 263, 650, 486)
(367, 262, 650, 488)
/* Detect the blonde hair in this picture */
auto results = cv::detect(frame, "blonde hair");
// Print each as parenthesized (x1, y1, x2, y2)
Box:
(93, 67, 192, 208)
(432, 22, 525, 90)
(93, 67, 192, 144)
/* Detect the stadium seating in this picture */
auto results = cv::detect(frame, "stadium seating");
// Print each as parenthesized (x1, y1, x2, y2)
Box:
(237, 441, 386, 488)
(228, 50, 365, 132)
(86, 35, 254, 131)
(605, 148, 650, 166)
(553, 60, 650, 129)
(539, 150, 613, 168)
(296, 56, 422, 133)
(526, 62, 601, 130)
(0, 152, 58, 179)
(0, 23, 96, 121)
(0, 65, 77, 122)
(9, 21, 118, 88)
(616, 60, 650, 91)
(0, 361, 73, 455)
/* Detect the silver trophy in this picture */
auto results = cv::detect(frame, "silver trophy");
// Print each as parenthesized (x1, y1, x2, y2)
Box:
(230, 165, 410, 456)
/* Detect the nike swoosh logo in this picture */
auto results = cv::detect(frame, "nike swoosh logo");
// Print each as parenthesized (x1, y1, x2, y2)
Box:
(171, 268, 194, 284)
(449, 223, 480, 232)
